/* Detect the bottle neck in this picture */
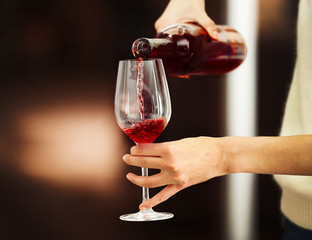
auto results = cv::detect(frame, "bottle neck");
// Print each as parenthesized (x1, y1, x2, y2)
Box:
(132, 38, 173, 59)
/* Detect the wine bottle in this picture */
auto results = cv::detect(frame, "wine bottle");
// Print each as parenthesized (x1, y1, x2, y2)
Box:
(132, 23, 247, 77)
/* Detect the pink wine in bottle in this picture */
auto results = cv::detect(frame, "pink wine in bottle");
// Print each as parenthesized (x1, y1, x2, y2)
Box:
(132, 23, 247, 77)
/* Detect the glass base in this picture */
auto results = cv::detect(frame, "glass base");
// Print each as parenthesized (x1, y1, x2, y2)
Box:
(120, 208, 174, 222)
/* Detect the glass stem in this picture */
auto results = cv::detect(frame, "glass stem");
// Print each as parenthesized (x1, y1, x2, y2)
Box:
(141, 167, 150, 203)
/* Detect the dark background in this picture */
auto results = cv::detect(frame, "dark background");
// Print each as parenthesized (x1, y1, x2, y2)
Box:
(0, 0, 298, 239)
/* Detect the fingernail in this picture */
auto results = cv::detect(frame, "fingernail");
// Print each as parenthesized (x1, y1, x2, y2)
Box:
(211, 30, 218, 40)
(140, 206, 147, 211)
(122, 155, 127, 162)
(126, 173, 131, 180)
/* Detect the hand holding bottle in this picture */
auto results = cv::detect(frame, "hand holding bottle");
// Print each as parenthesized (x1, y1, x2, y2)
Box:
(154, 0, 218, 40)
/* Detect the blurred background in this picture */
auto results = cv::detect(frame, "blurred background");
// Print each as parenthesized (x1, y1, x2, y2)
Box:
(0, 0, 298, 239)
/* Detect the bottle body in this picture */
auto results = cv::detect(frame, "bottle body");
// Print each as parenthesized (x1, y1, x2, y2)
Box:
(132, 23, 247, 76)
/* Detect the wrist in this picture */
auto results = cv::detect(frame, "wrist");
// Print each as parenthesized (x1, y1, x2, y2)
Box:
(222, 136, 284, 175)
(221, 136, 253, 174)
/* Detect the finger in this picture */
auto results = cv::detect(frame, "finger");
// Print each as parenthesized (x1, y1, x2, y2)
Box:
(139, 184, 181, 210)
(154, 17, 165, 32)
(126, 172, 168, 188)
(130, 142, 168, 156)
(200, 16, 218, 40)
(123, 154, 166, 169)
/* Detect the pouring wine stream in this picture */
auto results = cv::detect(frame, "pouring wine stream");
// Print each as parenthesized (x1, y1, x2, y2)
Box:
(136, 59, 150, 207)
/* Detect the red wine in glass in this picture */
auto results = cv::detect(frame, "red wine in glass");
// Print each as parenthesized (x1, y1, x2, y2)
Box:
(122, 117, 167, 143)
(132, 23, 247, 77)
(115, 59, 172, 221)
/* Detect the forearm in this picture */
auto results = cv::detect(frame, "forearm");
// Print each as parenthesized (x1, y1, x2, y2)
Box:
(225, 135, 312, 175)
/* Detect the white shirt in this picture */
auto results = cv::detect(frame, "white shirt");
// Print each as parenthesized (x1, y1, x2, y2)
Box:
(274, 0, 312, 230)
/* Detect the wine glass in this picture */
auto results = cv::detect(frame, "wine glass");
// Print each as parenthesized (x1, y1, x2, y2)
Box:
(114, 59, 173, 221)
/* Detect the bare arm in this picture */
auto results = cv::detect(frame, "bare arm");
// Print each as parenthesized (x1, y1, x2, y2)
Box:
(155, 0, 219, 40)
(227, 135, 312, 175)
(123, 135, 312, 210)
